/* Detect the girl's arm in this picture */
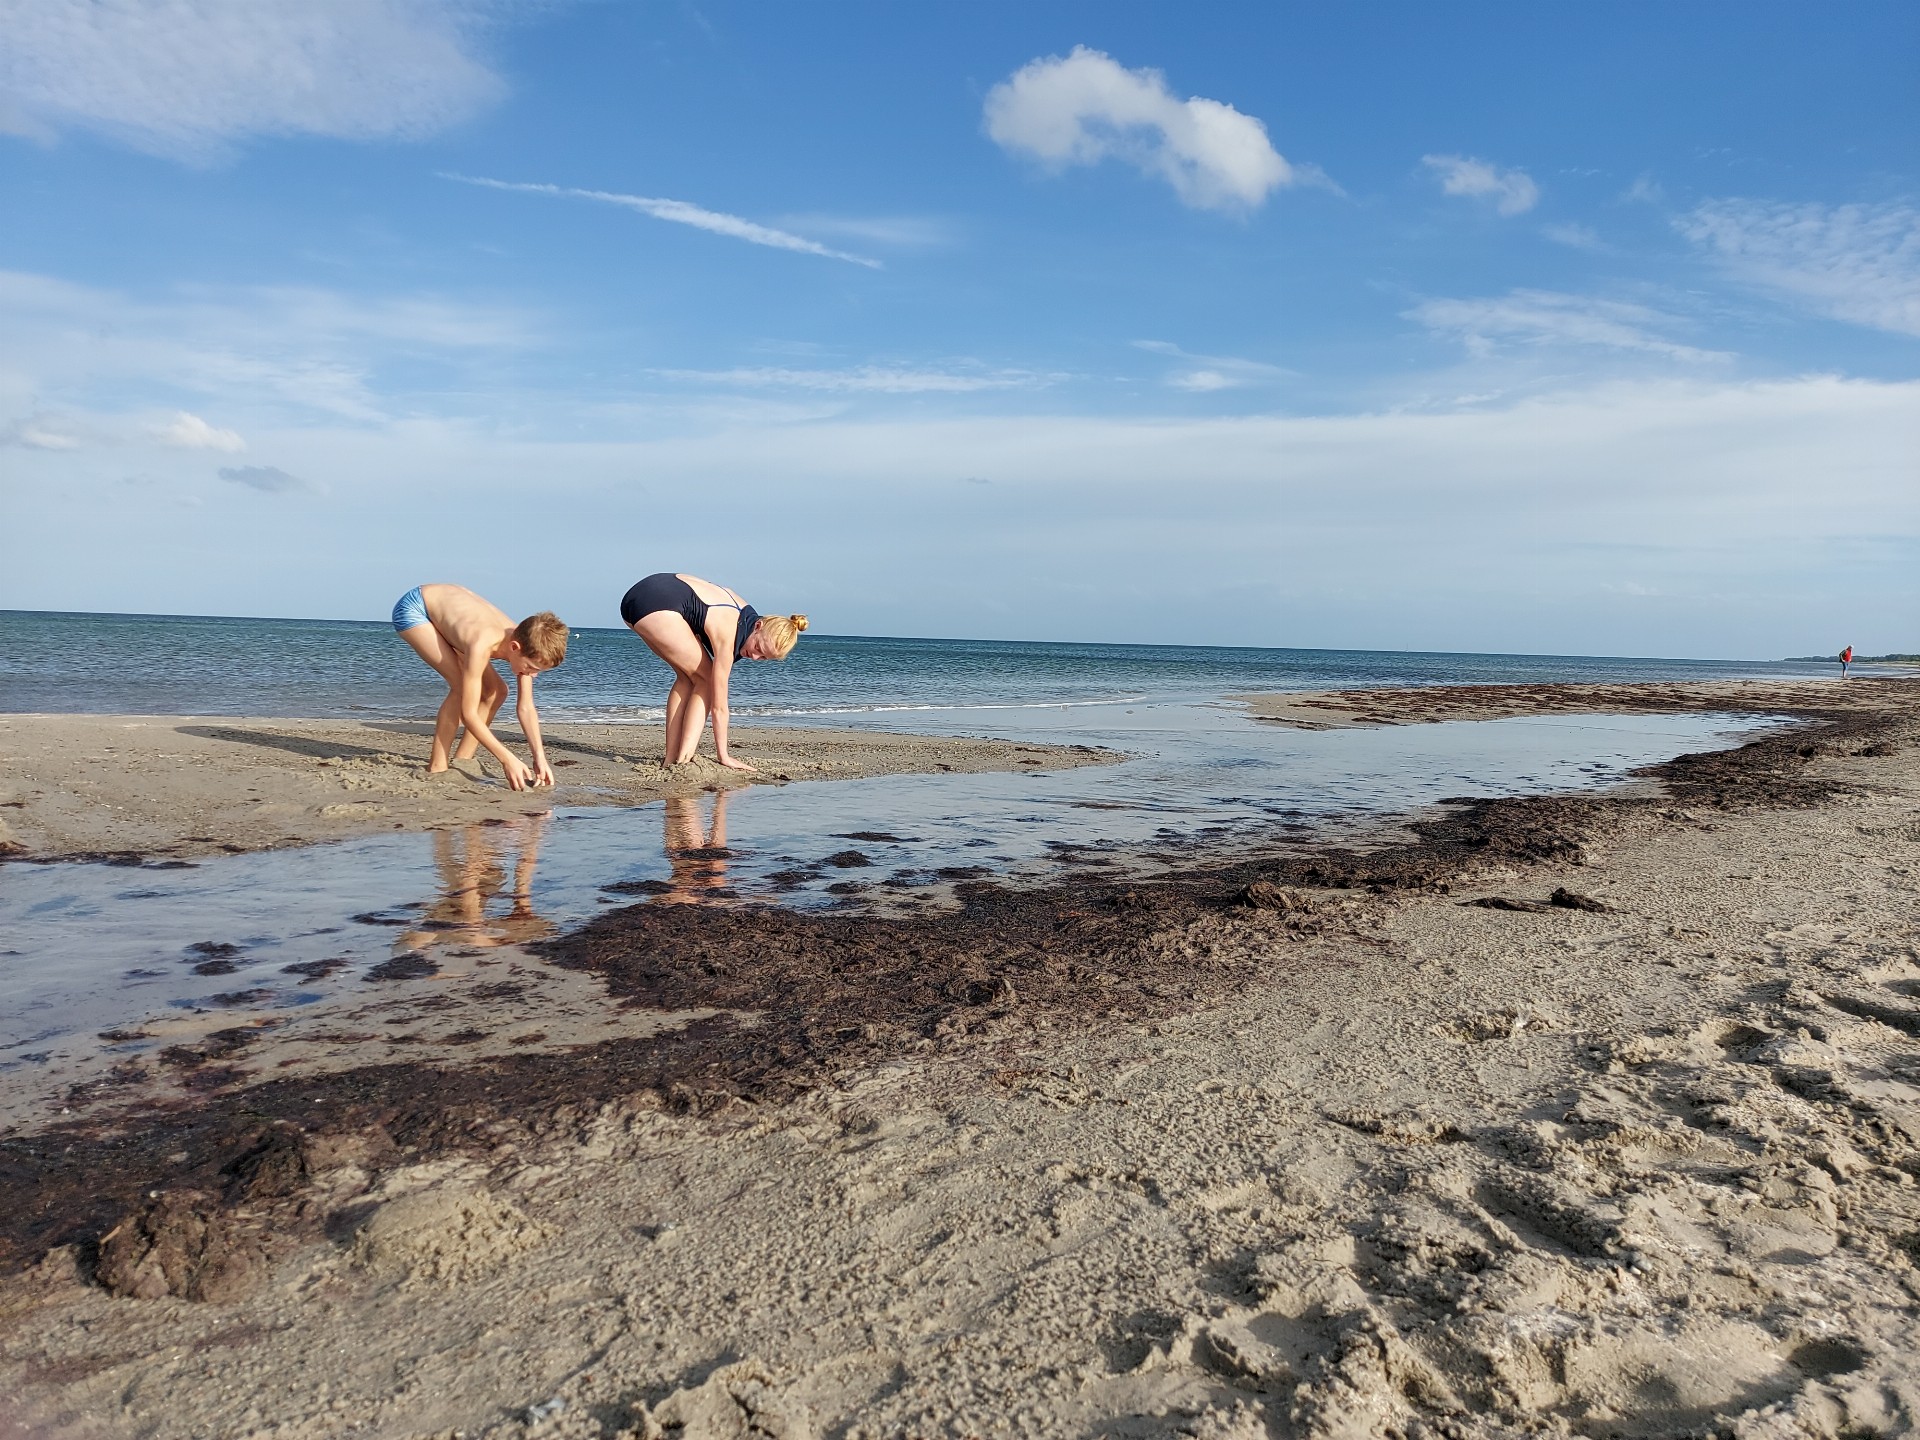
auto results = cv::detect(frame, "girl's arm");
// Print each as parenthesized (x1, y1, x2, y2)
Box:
(517, 674, 553, 786)
(704, 643, 756, 772)
(460, 654, 533, 789)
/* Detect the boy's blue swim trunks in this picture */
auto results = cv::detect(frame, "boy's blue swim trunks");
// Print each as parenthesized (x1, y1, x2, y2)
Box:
(391, 586, 430, 633)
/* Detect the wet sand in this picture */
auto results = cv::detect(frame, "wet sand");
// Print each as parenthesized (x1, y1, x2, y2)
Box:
(4, 679, 1920, 1437)
(0, 714, 1112, 861)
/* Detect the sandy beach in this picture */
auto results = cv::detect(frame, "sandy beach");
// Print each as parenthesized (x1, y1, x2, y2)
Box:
(4, 679, 1919, 1438)
(0, 715, 1112, 861)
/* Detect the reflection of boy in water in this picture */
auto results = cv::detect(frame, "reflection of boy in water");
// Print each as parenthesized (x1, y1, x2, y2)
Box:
(400, 816, 553, 957)
(659, 791, 733, 904)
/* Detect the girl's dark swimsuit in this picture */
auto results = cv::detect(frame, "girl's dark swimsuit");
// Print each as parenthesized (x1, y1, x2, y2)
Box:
(620, 574, 761, 661)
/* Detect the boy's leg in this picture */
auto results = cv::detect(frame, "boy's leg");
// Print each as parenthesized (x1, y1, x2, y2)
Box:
(399, 623, 466, 774)
(454, 668, 509, 761)
(431, 691, 462, 770)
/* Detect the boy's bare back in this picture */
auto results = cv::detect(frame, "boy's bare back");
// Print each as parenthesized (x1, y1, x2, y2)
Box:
(419, 584, 514, 655)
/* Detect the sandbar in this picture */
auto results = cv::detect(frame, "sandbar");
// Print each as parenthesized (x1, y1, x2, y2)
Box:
(0, 714, 1112, 861)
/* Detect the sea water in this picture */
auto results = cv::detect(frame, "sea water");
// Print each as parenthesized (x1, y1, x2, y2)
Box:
(0, 609, 1834, 721)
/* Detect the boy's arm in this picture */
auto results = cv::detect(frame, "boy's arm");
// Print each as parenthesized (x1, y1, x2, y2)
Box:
(706, 648, 755, 772)
(459, 652, 533, 789)
(517, 673, 553, 786)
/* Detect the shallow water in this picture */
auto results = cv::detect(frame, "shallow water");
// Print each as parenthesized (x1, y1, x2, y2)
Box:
(0, 702, 1783, 1127)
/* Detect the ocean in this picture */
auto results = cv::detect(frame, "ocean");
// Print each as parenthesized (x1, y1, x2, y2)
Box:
(0, 609, 1837, 721)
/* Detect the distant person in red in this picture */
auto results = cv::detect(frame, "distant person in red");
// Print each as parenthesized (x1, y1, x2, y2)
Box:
(1839, 645, 1853, 680)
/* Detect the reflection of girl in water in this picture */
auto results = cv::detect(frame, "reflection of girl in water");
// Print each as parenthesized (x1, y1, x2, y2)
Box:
(400, 814, 553, 956)
(658, 790, 734, 904)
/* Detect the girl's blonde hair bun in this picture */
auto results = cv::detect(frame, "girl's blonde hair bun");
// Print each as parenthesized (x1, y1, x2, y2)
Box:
(758, 612, 809, 659)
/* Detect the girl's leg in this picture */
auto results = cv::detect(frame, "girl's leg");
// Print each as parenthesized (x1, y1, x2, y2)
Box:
(673, 685, 710, 764)
(631, 615, 709, 765)
(664, 672, 694, 762)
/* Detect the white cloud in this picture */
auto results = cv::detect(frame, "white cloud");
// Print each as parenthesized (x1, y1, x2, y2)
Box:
(1408, 290, 1728, 362)
(153, 410, 244, 451)
(984, 46, 1300, 211)
(0, 0, 507, 161)
(6, 375, 1913, 658)
(1676, 198, 1920, 338)
(1422, 154, 1540, 216)
(649, 365, 1048, 394)
(449, 175, 882, 268)
(0, 411, 86, 448)
(1170, 370, 1234, 392)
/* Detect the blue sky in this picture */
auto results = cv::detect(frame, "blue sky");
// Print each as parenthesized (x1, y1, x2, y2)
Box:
(1, 1, 1915, 657)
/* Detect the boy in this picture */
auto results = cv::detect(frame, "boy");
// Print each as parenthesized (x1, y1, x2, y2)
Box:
(390, 584, 568, 791)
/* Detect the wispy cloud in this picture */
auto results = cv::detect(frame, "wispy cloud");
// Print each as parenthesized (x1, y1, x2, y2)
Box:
(0, 0, 506, 161)
(984, 46, 1311, 212)
(1621, 175, 1665, 206)
(1133, 339, 1294, 391)
(1422, 154, 1540, 216)
(153, 411, 244, 452)
(0, 411, 86, 449)
(1408, 290, 1728, 362)
(449, 175, 882, 268)
(1541, 222, 1606, 252)
(774, 214, 958, 249)
(1676, 198, 1920, 338)
(649, 365, 1050, 394)
(219, 464, 319, 495)
(0, 267, 536, 424)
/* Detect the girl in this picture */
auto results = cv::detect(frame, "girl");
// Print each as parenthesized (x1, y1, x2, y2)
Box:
(618, 573, 806, 770)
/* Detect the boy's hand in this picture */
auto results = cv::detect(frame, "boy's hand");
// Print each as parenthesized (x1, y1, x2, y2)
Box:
(501, 756, 535, 791)
(532, 760, 555, 788)
(718, 756, 758, 773)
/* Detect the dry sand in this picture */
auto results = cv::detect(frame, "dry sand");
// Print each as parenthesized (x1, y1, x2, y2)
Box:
(4, 681, 1919, 1438)
(0, 714, 1111, 861)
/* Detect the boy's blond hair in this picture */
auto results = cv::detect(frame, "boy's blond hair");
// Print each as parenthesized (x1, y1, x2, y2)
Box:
(514, 612, 569, 668)
(758, 613, 808, 659)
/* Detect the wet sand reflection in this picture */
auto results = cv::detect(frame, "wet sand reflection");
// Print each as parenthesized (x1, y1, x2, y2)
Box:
(657, 791, 735, 905)
(398, 815, 554, 963)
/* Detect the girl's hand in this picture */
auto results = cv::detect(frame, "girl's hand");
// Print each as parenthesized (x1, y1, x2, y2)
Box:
(501, 756, 535, 791)
(718, 756, 758, 773)
(532, 760, 555, 787)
